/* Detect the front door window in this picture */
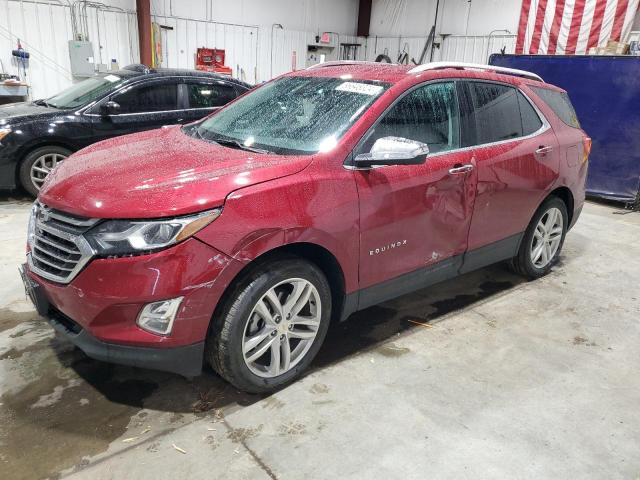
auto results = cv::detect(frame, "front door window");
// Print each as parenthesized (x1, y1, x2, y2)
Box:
(112, 83, 178, 114)
(358, 82, 460, 156)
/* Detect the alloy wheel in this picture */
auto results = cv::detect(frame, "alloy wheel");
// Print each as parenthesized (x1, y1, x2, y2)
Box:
(242, 278, 321, 378)
(530, 207, 563, 268)
(30, 153, 66, 190)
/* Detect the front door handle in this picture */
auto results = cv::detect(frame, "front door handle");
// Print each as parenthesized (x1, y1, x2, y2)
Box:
(448, 164, 474, 175)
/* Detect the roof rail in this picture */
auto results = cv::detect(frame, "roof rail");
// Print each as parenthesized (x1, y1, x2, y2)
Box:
(407, 61, 544, 82)
(307, 60, 395, 70)
(122, 63, 151, 74)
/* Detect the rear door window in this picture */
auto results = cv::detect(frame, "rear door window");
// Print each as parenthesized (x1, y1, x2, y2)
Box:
(468, 82, 523, 144)
(186, 82, 237, 108)
(530, 86, 580, 128)
(464, 82, 544, 146)
(112, 82, 178, 113)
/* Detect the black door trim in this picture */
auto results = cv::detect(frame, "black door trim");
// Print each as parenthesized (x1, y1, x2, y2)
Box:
(459, 232, 523, 274)
(339, 232, 523, 321)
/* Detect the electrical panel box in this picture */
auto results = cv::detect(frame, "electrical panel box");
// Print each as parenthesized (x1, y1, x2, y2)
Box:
(68, 40, 95, 77)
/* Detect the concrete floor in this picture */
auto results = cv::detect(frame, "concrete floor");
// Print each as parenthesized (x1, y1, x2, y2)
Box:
(0, 195, 639, 480)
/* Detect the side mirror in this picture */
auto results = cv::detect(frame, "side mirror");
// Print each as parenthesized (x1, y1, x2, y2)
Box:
(100, 100, 121, 116)
(354, 136, 429, 168)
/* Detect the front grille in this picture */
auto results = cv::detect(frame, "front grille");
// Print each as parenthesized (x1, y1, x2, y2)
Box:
(28, 203, 99, 284)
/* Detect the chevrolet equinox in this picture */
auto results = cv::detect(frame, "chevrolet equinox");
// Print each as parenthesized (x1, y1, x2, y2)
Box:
(21, 61, 590, 393)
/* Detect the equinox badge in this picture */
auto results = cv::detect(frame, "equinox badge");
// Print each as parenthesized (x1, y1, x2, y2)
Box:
(370, 240, 407, 256)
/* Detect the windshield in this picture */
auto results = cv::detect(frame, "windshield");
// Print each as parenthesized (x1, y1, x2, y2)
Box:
(46, 74, 125, 109)
(192, 76, 390, 155)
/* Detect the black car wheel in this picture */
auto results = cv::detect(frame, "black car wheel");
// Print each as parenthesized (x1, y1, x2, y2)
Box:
(19, 146, 71, 197)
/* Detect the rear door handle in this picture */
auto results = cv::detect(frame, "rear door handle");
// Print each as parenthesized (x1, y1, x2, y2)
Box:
(448, 164, 474, 175)
(535, 145, 554, 156)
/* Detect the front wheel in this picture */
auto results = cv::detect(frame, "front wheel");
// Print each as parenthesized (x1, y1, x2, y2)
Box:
(19, 146, 71, 197)
(206, 257, 331, 393)
(511, 196, 568, 279)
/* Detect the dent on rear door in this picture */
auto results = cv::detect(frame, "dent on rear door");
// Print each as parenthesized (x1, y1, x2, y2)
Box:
(463, 82, 561, 251)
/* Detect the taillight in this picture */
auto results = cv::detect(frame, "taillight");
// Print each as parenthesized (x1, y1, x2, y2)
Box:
(582, 136, 592, 162)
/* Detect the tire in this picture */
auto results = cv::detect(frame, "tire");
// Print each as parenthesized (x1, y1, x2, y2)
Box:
(206, 257, 332, 393)
(511, 196, 568, 279)
(19, 146, 71, 197)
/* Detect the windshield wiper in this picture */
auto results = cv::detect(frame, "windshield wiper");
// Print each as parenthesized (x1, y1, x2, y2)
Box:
(192, 125, 205, 139)
(191, 127, 273, 154)
(34, 99, 60, 108)
(205, 134, 273, 153)
(212, 136, 273, 154)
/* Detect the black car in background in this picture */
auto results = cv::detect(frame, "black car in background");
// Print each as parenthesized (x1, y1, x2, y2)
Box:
(0, 65, 250, 195)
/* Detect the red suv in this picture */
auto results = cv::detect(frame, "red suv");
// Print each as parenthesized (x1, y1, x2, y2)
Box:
(21, 61, 590, 392)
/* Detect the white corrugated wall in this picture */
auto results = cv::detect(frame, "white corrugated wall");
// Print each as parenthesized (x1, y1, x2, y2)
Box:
(355, 34, 517, 65)
(0, 1, 74, 97)
(362, 36, 427, 62)
(151, 19, 369, 85)
(151, 15, 259, 83)
(0, 0, 138, 99)
(151, 25, 518, 83)
(1, 0, 521, 99)
(439, 35, 517, 64)
(264, 28, 308, 80)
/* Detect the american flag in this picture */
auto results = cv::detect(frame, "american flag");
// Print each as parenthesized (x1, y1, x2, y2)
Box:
(516, 0, 640, 54)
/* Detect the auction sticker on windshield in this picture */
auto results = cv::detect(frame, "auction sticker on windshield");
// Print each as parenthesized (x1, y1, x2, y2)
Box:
(335, 82, 384, 96)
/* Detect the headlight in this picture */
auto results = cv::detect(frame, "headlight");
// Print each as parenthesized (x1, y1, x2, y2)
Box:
(0, 127, 11, 142)
(85, 208, 221, 256)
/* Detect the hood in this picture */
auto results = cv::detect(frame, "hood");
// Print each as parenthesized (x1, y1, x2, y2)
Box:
(39, 126, 313, 218)
(0, 102, 64, 124)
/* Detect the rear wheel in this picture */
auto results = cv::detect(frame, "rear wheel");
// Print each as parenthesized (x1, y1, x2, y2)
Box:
(19, 146, 71, 197)
(206, 257, 331, 393)
(511, 196, 568, 279)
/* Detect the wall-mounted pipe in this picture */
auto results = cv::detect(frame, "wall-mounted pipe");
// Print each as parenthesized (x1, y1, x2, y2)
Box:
(270, 23, 283, 79)
(70, 1, 130, 40)
(429, 0, 441, 62)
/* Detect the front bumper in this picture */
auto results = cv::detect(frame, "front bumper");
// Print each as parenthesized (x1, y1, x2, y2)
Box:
(21, 237, 244, 376)
(49, 307, 204, 377)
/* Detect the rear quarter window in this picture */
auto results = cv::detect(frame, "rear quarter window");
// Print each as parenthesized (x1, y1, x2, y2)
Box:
(531, 86, 580, 129)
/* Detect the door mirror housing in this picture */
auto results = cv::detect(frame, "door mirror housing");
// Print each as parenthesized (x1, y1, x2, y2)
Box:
(354, 136, 429, 168)
(100, 100, 121, 116)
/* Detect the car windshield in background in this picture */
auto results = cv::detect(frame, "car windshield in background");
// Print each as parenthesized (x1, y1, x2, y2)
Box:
(46, 74, 125, 109)
(192, 76, 390, 155)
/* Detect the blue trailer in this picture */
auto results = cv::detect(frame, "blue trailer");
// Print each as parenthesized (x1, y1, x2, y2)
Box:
(489, 54, 640, 204)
